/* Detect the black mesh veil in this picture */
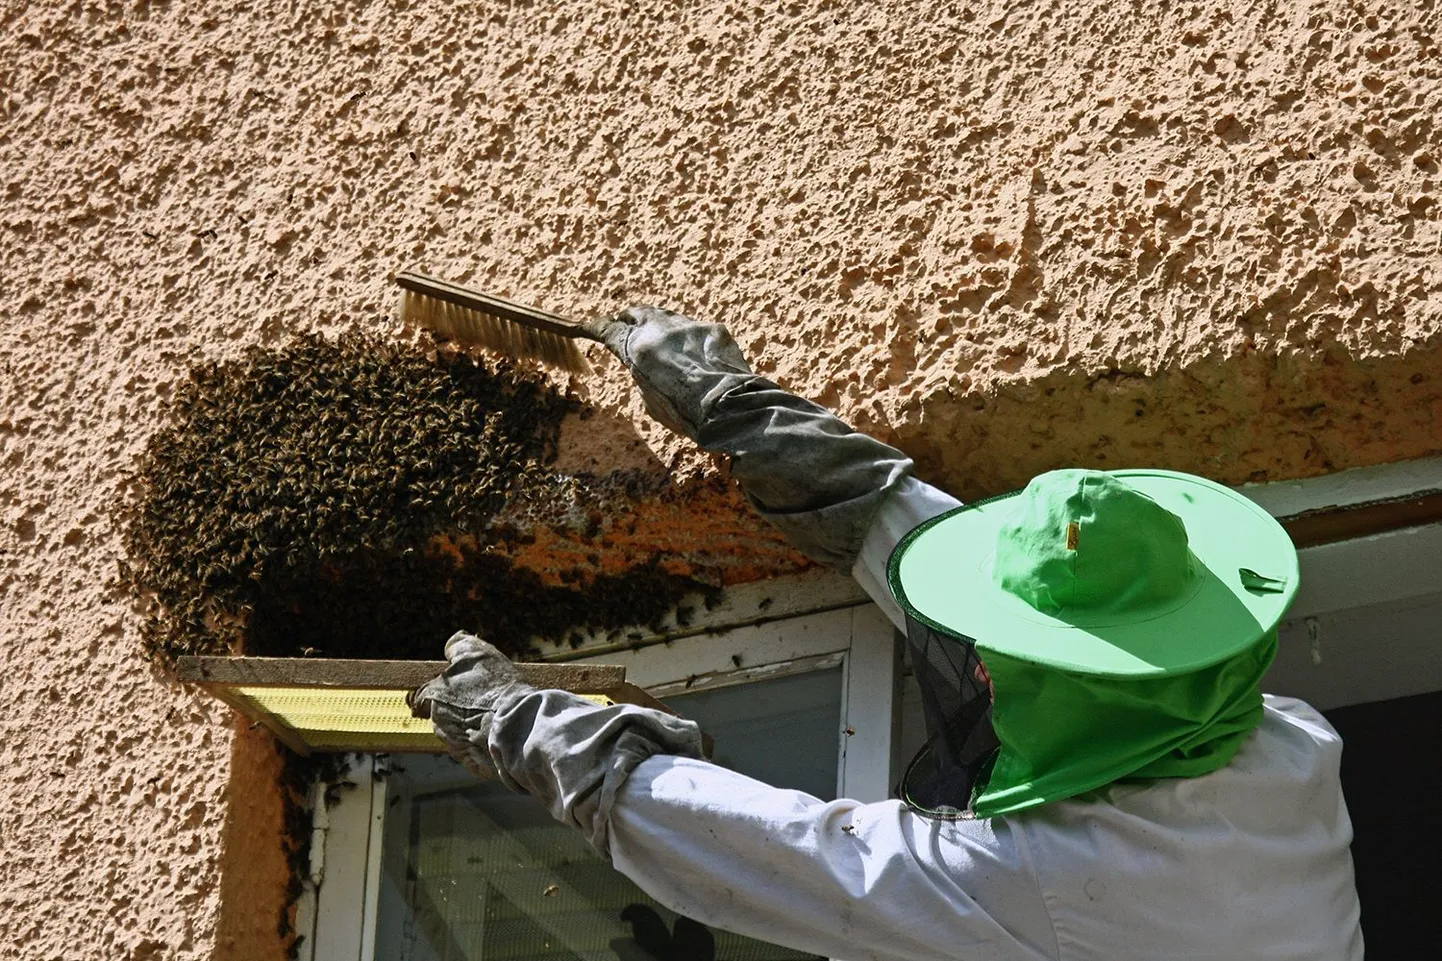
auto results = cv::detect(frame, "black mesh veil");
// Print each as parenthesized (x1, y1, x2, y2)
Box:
(899, 614, 1000, 818)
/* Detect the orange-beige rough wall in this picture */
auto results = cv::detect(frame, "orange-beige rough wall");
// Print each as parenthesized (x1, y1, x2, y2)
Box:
(2, 1, 1439, 958)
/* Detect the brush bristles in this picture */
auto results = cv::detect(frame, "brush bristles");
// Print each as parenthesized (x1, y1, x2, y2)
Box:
(399, 289, 590, 374)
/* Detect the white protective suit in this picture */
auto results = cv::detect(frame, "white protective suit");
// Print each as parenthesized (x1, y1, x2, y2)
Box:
(607, 476, 1364, 961)
(420, 309, 1365, 961)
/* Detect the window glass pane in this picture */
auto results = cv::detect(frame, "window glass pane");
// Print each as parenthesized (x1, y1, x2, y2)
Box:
(667, 667, 842, 801)
(373, 668, 841, 961)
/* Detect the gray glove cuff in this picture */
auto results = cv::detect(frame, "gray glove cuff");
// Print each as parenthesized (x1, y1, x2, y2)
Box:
(697, 377, 914, 569)
(488, 689, 707, 857)
(597, 307, 915, 568)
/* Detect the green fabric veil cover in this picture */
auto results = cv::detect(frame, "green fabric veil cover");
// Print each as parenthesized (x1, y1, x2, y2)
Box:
(972, 630, 1277, 817)
(889, 469, 1300, 818)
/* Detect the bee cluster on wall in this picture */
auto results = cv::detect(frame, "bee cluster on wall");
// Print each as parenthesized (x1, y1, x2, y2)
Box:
(118, 332, 707, 664)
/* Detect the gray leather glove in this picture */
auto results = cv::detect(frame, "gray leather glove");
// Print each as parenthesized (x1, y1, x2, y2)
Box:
(409, 631, 538, 780)
(411, 629, 706, 856)
(586, 306, 753, 439)
(587, 306, 916, 569)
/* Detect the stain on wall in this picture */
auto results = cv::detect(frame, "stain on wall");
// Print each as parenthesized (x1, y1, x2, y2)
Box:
(2, 1, 1439, 958)
(211, 722, 294, 961)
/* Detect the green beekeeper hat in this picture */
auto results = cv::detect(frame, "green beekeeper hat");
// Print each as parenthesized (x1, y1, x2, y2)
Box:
(888, 468, 1300, 817)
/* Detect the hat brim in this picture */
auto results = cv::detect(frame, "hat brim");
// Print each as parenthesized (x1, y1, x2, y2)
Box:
(887, 470, 1299, 678)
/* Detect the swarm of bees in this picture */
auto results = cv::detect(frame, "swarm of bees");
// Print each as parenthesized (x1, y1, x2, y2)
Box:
(118, 331, 707, 665)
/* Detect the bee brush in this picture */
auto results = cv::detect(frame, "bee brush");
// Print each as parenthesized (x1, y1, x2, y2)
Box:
(395, 270, 603, 374)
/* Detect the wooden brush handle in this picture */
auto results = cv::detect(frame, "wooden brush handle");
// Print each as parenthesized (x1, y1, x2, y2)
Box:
(395, 271, 604, 342)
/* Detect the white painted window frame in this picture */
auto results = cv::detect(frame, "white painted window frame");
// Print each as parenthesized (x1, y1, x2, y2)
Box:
(296, 589, 899, 961)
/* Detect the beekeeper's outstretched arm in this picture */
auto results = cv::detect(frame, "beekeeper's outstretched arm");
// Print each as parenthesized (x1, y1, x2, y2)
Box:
(409, 309, 1055, 960)
(584, 306, 961, 627)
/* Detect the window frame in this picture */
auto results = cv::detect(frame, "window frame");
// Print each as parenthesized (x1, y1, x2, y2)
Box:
(295, 586, 900, 961)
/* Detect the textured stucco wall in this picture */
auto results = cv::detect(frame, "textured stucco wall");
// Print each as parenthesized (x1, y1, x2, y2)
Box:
(2, 1, 1439, 958)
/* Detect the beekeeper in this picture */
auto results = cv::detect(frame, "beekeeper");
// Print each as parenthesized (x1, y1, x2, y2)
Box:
(411, 307, 1364, 960)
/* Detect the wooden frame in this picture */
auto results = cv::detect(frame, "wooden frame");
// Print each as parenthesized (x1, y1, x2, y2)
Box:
(180, 656, 635, 755)
(1279, 491, 1442, 548)
(176, 655, 626, 692)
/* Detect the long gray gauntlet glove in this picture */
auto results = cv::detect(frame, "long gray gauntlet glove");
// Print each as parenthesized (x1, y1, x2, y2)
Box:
(588, 307, 914, 569)
(412, 631, 706, 856)
(407, 631, 537, 779)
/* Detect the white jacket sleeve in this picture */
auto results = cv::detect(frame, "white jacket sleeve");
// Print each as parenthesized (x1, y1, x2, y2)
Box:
(850, 476, 963, 631)
(597, 480, 999, 960)
(607, 756, 1059, 961)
